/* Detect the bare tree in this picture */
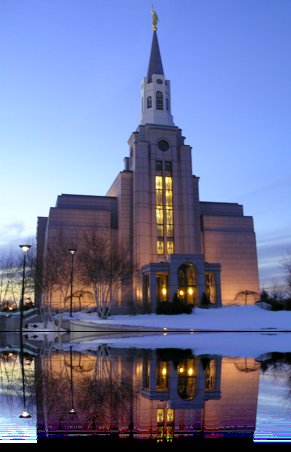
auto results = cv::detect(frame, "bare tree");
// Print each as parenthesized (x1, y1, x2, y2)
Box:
(0, 239, 36, 311)
(0, 252, 18, 310)
(234, 289, 260, 305)
(282, 252, 291, 296)
(39, 232, 72, 326)
(78, 230, 132, 319)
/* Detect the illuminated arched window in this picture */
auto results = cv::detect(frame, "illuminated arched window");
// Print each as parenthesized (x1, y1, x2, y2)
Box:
(177, 358, 198, 400)
(177, 263, 198, 305)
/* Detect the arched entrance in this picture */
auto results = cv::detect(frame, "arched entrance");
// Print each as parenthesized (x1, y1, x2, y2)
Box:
(177, 263, 198, 305)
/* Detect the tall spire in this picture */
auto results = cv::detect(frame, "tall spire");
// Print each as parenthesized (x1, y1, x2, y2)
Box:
(140, 9, 174, 126)
(147, 31, 164, 81)
(147, 8, 164, 81)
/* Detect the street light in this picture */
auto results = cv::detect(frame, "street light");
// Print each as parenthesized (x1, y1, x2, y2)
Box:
(68, 249, 77, 317)
(19, 244, 31, 335)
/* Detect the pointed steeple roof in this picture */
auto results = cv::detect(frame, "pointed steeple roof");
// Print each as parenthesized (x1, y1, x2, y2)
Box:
(147, 30, 164, 81)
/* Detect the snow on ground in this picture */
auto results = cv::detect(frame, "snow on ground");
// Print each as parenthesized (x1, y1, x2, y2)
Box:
(60, 305, 291, 332)
(53, 305, 291, 359)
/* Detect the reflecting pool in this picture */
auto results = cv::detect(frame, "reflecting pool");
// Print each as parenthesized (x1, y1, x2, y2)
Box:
(1, 333, 291, 448)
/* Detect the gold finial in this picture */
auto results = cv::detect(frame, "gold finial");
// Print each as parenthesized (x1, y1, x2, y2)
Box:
(151, 6, 159, 31)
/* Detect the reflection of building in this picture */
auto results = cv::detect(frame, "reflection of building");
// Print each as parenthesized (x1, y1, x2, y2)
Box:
(36, 346, 260, 441)
(36, 12, 259, 314)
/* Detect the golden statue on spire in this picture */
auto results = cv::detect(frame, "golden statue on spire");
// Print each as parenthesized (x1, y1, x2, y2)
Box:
(151, 6, 159, 31)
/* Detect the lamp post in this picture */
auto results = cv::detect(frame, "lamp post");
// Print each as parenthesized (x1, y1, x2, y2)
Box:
(19, 244, 31, 335)
(68, 249, 77, 317)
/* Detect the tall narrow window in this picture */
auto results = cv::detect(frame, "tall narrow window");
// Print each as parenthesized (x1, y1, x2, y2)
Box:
(156, 91, 163, 110)
(156, 160, 162, 172)
(155, 169, 174, 255)
(165, 176, 174, 254)
(165, 161, 172, 174)
(157, 240, 164, 255)
(147, 96, 152, 108)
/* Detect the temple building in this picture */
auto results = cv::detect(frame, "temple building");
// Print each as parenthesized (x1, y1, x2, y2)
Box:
(35, 11, 259, 314)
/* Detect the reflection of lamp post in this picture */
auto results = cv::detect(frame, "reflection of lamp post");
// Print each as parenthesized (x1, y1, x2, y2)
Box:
(19, 325, 31, 418)
(68, 249, 77, 318)
(68, 345, 76, 415)
(19, 245, 31, 335)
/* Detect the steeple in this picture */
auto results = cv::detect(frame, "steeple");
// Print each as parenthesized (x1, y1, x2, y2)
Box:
(140, 9, 175, 127)
(147, 30, 164, 82)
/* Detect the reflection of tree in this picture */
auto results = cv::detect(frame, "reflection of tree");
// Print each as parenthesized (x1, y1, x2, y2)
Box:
(260, 353, 291, 401)
(77, 345, 133, 431)
(38, 346, 134, 434)
(233, 358, 260, 373)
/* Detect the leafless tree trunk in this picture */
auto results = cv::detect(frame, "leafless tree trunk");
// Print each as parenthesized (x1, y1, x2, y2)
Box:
(39, 233, 72, 327)
(78, 230, 132, 319)
(0, 252, 18, 310)
(282, 252, 291, 296)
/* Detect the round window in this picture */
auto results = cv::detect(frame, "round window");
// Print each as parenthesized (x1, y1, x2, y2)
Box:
(158, 140, 169, 151)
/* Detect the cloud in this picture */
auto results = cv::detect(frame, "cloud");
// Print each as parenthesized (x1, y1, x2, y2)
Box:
(0, 222, 27, 245)
(0, 223, 35, 258)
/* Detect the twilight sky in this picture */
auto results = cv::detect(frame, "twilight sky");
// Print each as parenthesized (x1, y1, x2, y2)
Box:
(0, 0, 290, 290)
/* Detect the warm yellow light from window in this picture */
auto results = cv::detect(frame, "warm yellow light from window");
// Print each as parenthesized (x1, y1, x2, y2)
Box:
(188, 287, 193, 295)
(188, 367, 194, 376)
(155, 176, 163, 189)
(162, 367, 167, 376)
(179, 367, 184, 373)
(166, 409, 174, 423)
(166, 241, 174, 254)
(157, 408, 164, 423)
(165, 176, 172, 190)
(156, 208, 163, 223)
(162, 287, 167, 296)
(157, 240, 164, 254)
(179, 290, 184, 297)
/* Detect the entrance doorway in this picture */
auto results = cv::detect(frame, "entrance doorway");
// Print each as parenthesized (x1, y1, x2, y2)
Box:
(177, 263, 198, 305)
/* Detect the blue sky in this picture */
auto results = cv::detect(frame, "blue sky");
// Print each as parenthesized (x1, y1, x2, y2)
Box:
(0, 0, 290, 290)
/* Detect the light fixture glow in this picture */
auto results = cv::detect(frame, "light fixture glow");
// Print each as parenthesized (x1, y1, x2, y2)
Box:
(19, 410, 31, 419)
(19, 244, 31, 253)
